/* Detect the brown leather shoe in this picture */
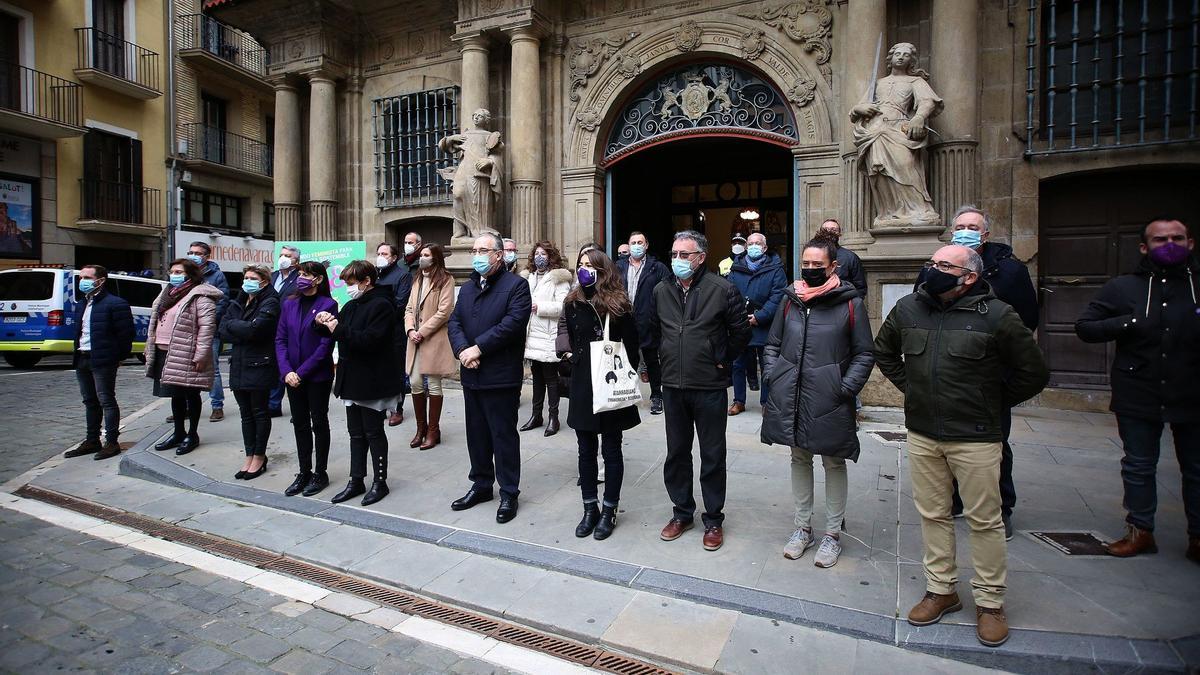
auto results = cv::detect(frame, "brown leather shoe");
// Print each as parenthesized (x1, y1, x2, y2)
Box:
(1105, 524, 1158, 557)
(727, 402, 745, 416)
(976, 606, 1009, 647)
(1186, 537, 1200, 564)
(387, 410, 404, 427)
(64, 439, 102, 458)
(659, 518, 694, 541)
(93, 442, 121, 461)
(209, 409, 224, 422)
(907, 591, 962, 626)
(703, 526, 724, 551)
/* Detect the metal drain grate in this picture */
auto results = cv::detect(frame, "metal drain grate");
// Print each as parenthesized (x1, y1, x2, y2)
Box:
(15, 487, 680, 675)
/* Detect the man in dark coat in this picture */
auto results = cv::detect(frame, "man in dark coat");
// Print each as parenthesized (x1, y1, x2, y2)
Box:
(912, 206, 1040, 527)
(616, 230, 670, 415)
(875, 244, 1048, 648)
(726, 232, 788, 415)
(1075, 216, 1200, 564)
(649, 230, 751, 552)
(267, 244, 302, 416)
(448, 233, 532, 523)
(402, 231, 423, 273)
(817, 219, 867, 299)
(376, 242, 414, 425)
(65, 265, 134, 461)
(186, 241, 232, 421)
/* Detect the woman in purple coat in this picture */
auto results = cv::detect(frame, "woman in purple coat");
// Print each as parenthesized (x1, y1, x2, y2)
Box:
(275, 261, 338, 497)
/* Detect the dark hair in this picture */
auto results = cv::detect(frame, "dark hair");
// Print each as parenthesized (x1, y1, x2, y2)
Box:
(801, 239, 838, 266)
(1141, 216, 1191, 243)
(168, 258, 205, 285)
(419, 243, 452, 290)
(376, 242, 399, 258)
(811, 227, 841, 246)
(578, 241, 600, 257)
(340, 260, 378, 285)
(628, 231, 646, 241)
(565, 249, 632, 318)
(294, 261, 331, 297)
(526, 240, 564, 272)
(187, 241, 211, 255)
(81, 264, 108, 279)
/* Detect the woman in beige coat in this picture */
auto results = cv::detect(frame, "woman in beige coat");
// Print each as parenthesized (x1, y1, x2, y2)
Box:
(146, 259, 225, 455)
(404, 243, 456, 450)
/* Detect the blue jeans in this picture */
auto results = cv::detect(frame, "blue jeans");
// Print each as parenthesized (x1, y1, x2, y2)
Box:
(1116, 415, 1200, 537)
(731, 346, 766, 406)
(209, 338, 224, 409)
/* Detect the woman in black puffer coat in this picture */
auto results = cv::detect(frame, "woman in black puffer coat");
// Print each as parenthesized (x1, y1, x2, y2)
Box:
(761, 239, 874, 569)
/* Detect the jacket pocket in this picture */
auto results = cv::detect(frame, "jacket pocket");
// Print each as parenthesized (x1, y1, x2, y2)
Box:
(1112, 353, 1146, 373)
(901, 330, 928, 356)
(945, 331, 989, 360)
(246, 356, 272, 368)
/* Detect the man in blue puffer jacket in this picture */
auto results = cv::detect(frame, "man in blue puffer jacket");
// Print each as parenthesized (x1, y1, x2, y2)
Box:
(726, 232, 788, 415)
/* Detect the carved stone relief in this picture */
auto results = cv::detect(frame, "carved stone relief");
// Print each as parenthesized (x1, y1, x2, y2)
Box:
(737, 0, 833, 84)
(739, 29, 767, 60)
(673, 20, 702, 52)
(786, 74, 816, 107)
(569, 31, 640, 104)
(574, 106, 601, 132)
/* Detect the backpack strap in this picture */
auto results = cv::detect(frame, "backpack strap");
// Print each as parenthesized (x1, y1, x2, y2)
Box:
(848, 299, 855, 333)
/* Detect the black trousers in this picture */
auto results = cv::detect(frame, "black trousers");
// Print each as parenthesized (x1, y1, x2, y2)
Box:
(345, 404, 387, 481)
(463, 387, 521, 498)
(578, 430, 623, 507)
(530, 360, 560, 415)
(662, 387, 728, 527)
(288, 379, 332, 474)
(171, 389, 203, 438)
(76, 353, 120, 444)
(233, 388, 271, 456)
(642, 347, 663, 399)
(952, 406, 1016, 518)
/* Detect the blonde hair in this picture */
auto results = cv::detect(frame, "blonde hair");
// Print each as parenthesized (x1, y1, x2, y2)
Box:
(242, 264, 272, 282)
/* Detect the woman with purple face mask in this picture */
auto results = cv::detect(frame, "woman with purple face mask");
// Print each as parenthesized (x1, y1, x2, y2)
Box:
(275, 261, 339, 497)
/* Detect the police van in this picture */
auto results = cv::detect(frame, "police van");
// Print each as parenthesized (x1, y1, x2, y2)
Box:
(0, 266, 166, 368)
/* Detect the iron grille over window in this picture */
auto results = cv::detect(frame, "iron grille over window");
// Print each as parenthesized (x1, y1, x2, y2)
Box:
(372, 86, 459, 208)
(1026, 0, 1199, 154)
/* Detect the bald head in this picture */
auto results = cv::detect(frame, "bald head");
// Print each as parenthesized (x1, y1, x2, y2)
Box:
(927, 245, 982, 300)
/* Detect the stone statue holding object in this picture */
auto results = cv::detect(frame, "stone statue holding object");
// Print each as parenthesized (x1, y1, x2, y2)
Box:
(438, 108, 504, 241)
(850, 42, 944, 230)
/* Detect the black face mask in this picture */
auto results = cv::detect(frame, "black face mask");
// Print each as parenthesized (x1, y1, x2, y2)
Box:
(800, 268, 828, 287)
(924, 268, 964, 295)
(617, 253, 630, 261)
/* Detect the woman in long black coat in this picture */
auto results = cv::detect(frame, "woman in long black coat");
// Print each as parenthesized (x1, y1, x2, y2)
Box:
(218, 264, 281, 481)
(555, 249, 641, 540)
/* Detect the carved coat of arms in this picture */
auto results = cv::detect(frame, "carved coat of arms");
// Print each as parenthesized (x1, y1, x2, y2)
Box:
(660, 70, 733, 122)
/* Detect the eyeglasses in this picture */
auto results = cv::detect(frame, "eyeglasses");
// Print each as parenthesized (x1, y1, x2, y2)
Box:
(670, 250, 702, 260)
(468, 248, 498, 256)
(923, 260, 972, 273)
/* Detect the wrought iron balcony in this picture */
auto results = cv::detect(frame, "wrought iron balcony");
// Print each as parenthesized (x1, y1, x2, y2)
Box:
(0, 60, 85, 138)
(176, 14, 269, 88)
(181, 123, 273, 179)
(74, 28, 161, 99)
(78, 179, 162, 231)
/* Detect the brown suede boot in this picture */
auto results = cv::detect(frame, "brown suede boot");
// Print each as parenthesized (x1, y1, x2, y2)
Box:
(976, 606, 1009, 647)
(421, 395, 442, 450)
(907, 591, 962, 626)
(409, 393, 427, 448)
(1105, 524, 1157, 557)
(1186, 537, 1200, 564)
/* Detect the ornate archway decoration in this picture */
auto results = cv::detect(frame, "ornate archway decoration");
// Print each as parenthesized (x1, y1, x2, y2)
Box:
(602, 63, 798, 165)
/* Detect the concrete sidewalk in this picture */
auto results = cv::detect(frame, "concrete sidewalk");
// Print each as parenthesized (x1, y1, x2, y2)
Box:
(22, 385, 1200, 672)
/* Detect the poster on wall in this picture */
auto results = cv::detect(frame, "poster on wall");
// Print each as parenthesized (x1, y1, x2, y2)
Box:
(273, 240, 366, 306)
(0, 176, 37, 260)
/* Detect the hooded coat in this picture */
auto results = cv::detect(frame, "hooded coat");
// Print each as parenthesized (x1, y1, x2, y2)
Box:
(521, 267, 572, 363)
(727, 252, 789, 346)
(145, 283, 225, 389)
(760, 281, 874, 460)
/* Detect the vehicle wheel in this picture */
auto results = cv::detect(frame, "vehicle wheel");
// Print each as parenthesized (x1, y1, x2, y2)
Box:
(3, 353, 42, 368)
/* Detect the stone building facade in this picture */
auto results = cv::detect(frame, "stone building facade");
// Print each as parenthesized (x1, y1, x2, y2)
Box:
(207, 0, 1200, 408)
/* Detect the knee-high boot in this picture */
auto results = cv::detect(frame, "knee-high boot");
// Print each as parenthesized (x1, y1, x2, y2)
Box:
(421, 395, 443, 450)
(362, 446, 389, 506)
(409, 392, 428, 448)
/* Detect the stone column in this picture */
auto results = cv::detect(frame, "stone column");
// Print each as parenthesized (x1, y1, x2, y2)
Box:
(307, 72, 338, 240)
(929, 0, 979, 232)
(458, 34, 490, 124)
(271, 79, 303, 240)
(508, 26, 543, 246)
(839, 0, 886, 250)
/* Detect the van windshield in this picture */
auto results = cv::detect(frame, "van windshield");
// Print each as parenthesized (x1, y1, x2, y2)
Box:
(0, 271, 55, 301)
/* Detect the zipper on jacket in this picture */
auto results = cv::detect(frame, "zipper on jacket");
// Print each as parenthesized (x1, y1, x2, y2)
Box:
(931, 310, 945, 439)
(676, 286, 687, 389)
(792, 305, 810, 444)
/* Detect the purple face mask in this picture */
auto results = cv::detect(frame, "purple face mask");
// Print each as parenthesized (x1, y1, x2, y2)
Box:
(577, 267, 596, 287)
(295, 277, 315, 291)
(1148, 241, 1191, 268)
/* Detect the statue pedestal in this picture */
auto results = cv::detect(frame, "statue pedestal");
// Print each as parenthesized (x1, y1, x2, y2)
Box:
(445, 243, 476, 283)
(864, 224, 945, 259)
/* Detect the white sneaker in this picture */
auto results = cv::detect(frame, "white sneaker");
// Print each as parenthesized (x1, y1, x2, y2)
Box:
(783, 528, 814, 560)
(813, 534, 842, 568)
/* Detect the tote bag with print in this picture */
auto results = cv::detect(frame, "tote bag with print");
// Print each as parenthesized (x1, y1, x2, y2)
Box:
(590, 314, 642, 414)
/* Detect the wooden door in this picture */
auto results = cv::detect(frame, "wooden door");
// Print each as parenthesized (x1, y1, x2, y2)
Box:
(83, 130, 141, 223)
(0, 12, 20, 111)
(92, 0, 125, 77)
(200, 92, 227, 164)
(1038, 168, 1200, 389)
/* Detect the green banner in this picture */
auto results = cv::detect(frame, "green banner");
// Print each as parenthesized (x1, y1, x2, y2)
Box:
(273, 240, 367, 306)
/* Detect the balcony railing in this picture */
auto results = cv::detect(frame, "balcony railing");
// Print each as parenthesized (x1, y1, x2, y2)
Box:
(0, 60, 83, 130)
(79, 179, 162, 228)
(176, 14, 268, 78)
(75, 27, 161, 95)
(182, 123, 273, 177)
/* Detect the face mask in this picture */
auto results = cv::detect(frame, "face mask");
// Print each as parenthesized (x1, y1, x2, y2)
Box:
(950, 229, 983, 250)
(1149, 241, 1191, 267)
(731, 244, 746, 256)
(79, 279, 96, 295)
(278, 256, 292, 270)
(577, 267, 596, 287)
(924, 268, 966, 296)
(168, 274, 186, 287)
(800, 268, 828, 287)
(630, 244, 646, 259)
(418, 256, 433, 269)
(534, 255, 548, 270)
(345, 284, 363, 300)
(242, 279, 261, 294)
(187, 254, 204, 266)
(296, 277, 315, 292)
(503, 251, 517, 265)
(747, 244, 765, 259)
(617, 252, 630, 261)
(376, 255, 392, 269)
(473, 254, 493, 275)
(403, 243, 416, 256)
(671, 257, 695, 280)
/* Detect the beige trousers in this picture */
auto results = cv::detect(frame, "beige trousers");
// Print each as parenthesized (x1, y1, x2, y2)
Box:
(790, 447, 847, 534)
(907, 430, 1007, 608)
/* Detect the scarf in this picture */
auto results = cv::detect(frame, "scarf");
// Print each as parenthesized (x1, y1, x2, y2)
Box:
(158, 280, 196, 313)
(794, 273, 841, 304)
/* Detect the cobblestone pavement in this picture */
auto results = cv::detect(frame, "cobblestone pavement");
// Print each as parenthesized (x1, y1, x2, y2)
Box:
(0, 507, 522, 674)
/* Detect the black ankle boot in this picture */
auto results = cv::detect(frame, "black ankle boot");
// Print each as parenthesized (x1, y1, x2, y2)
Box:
(544, 411, 560, 437)
(154, 434, 183, 452)
(285, 472, 311, 496)
(302, 471, 329, 496)
(361, 480, 389, 506)
(593, 505, 617, 540)
(519, 413, 543, 432)
(575, 502, 600, 538)
(330, 478, 366, 504)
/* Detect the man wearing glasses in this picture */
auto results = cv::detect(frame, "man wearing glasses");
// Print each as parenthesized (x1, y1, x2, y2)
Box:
(650, 230, 751, 552)
(447, 233, 532, 524)
(874, 244, 1048, 648)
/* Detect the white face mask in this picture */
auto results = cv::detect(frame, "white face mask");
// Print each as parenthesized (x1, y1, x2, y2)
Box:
(731, 244, 746, 256)
(403, 243, 416, 256)
(375, 255, 392, 268)
(345, 284, 363, 300)
(278, 256, 292, 270)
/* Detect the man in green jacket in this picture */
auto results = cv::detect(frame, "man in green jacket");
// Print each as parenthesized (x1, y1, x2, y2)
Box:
(875, 244, 1048, 649)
